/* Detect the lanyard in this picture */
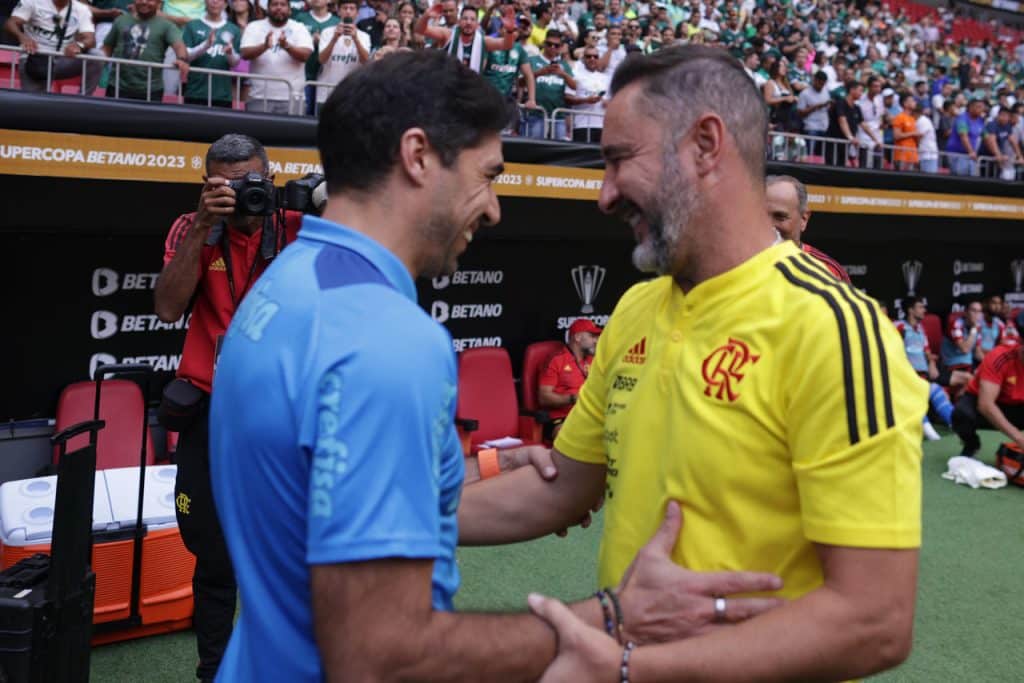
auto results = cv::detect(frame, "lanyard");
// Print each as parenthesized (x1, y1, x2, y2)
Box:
(220, 223, 265, 310)
(569, 347, 590, 378)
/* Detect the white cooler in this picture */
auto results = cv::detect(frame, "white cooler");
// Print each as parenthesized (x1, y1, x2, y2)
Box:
(0, 473, 113, 546)
(103, 465, 178, 530)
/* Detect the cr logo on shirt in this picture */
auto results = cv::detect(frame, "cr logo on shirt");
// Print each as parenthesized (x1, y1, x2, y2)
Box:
(701, 337, 760, 402)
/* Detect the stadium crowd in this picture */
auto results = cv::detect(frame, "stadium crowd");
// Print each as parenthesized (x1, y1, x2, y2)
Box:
(3, 0, 1024, 175)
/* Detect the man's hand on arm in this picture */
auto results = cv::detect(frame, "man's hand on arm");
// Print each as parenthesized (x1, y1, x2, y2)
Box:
(538, 385, 575, 409)
(154, 179, 235, 322)
(534, 544, 917, 682)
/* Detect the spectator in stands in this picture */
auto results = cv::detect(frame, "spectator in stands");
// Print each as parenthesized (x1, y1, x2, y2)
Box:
(295, 0, 338, 115)
(102, 0, 189, 101)
(915, 100, 939, 174)
(952, 329, 1024, 459)
(568, 42, 608, 143)
(941, 301, 982, 372)
(935, 98, 957, 152)
(87, 0, 130, 48)
(742, 46, 764, 88)
(182, 0, 242, 107)
(763, 58, 798, 133)
(160, 0, 206, 95)
(153, 133, 303, 683)
(982, 106, 1021, 181)
(528, 2, 552, 51)
(416, 3, 514, 73)
(764, 174, 850, 282)
(946, 98, 985, 177)
(480, 10, 536, 130)
(525, 28, 575, 139)
(549, 0, 577, 44)
(538, 318, 600, 438)
(239, 0, 312, 114)
(314, 0, 369, 108)
(895, 297, 938, 381)
(373, 17, 403, 55)
(595, 23, 624, 75)
(6, 0, 103, 94)
(356, 0, 389, 48)
(892, 93, 921, 171)
(825, 79, 863, 167)
(797, 70, 831, 157)
(856, 77, 884, 169)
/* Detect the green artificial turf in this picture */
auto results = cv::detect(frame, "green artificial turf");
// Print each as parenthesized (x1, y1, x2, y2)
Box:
(89, 431, 1024, 681)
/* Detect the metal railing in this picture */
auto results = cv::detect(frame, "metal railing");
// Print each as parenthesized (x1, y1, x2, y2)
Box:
(552, 107, 604, 144)
(767, 130, 1024, 181)
(1, 45, 294, 109)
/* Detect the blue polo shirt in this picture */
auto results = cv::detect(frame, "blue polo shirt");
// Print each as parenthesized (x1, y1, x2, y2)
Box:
(209, 216, 465, 682)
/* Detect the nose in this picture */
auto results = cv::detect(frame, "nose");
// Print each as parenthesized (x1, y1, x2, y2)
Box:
(597, 167, 620, 216)
(481, 185, 501, 229)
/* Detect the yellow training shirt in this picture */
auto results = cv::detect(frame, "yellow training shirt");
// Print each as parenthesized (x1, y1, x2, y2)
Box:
(555, 241, 927, 598)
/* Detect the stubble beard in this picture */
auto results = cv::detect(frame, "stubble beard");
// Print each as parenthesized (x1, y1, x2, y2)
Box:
(631, 148, 697, 276)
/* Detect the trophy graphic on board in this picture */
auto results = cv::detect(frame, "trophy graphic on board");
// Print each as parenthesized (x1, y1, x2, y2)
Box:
(571, 265, 606, 315)
(901, 260, 923, 296)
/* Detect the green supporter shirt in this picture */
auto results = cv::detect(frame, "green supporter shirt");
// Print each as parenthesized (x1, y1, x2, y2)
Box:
(483, 44, 528, 98)
(295, 10, 340, 82)
(182, 19, 242, 103)
(529, 54, 573, 117)
(103, 14, 183, 95)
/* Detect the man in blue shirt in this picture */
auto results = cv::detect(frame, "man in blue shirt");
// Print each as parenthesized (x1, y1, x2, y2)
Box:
(946, 98, 986, 176)
(209, 49, 786, 682)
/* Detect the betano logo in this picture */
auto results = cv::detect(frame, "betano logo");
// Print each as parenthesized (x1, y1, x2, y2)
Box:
(623, 337, 647, 365)
(209, 257, 226, 272)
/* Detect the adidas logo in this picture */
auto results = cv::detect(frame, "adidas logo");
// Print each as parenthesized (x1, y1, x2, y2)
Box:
(209, 257, 226, 272)
(623, 337, 647, 365)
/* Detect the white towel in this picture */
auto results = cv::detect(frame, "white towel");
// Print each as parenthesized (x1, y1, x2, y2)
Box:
(481, 437, 524, 449)
(941, 456, 1008, 490)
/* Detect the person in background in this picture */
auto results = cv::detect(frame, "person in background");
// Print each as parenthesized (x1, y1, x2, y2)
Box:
(313, 0, 369, 109)
(182, 0, 242, 107)
(295, 0, 339, 115)
(980, 294, 1009, 356)
(480, 9, 536, 131)
(102, 0, 189, 101)
(796, 70, 831, 157)
(892, 93, 921, 171)
(160, 0, 205, 94)
(239, 0, 312, 114)
(895, 297, 938, 381)
(526, 28, 576, 139)
(568, 42, 609, 143)
(764, 175, 850, 283)
(226, 0, 259, 101)
(941, 301, 982, 372)
(953, 323, 1024, 459)
(356, 0, 390, 48)
(825, 79, 863, 167)
(915, 101, 939, 173)
(538, 318, 600, 439)
(946, 98, 985, 176)
(415, 2, 515, 73)
(981, 105, 1021, 181)
(5, 0, 103, 94)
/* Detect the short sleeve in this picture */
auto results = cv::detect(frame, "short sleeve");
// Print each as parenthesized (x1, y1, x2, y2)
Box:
(163, 213, 195, 267)
(11, 0, 33, 22)
(956, 116, 969, 134)
(292, 22, 314, 49)
(787, 294, 926, 549)
(240, 21, 262, 48)
(182, 21, 197, 47)
(302, 315, 455, 566)
(358, 30, 371, 51)
(167, 21, 183, 44)
(976, 351, 1005, 386)
(539, 356, 560, 387)
(103, 17, 120, 47)
(76, 3, 94, 33)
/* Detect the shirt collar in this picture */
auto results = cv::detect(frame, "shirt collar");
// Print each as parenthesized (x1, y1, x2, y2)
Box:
(298, 215, 418, 303)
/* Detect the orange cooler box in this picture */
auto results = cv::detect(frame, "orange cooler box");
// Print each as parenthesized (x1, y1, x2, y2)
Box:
(0, 466, 196, 643)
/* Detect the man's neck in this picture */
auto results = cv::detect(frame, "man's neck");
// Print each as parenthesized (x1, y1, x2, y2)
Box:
(206, 11, 224, 22)
(319, 187, 424, 279)
(311, 8, 330, 19)
(908, 315, 921, 327)
(569, 344, 584, 362)
(270, 18, 287, 27)
(672, 176, 776, 294)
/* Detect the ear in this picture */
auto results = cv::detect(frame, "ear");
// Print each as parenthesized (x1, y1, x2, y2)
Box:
(691, 112, 725, 177)
(397, 127, 431, 188)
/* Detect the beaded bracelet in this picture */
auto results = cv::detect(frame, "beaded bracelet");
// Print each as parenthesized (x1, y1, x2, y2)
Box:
(620, 641, 636, 683)
(594, 590, 618, 642)
(605, 587, 625, 645)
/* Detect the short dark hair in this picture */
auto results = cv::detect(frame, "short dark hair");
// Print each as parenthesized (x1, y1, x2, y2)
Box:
(906, 296, 926, 309)
(206, 134, 268, 174)
(813, 70, 827, 81)
(545, 28, 563, 42)
(609, 46, 767, 179)
(318, 50, 507, 194)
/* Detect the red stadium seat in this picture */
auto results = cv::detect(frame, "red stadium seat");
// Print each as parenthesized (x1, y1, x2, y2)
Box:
(922, 313, 943, 357)
(54, 380, 155, 469)
(455, 347, 544, 454)
(520, 341, 565, 415)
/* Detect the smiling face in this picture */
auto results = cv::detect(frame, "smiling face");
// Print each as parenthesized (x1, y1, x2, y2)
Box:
(420, 132, 503, 278)
(598, 84, 701, 275)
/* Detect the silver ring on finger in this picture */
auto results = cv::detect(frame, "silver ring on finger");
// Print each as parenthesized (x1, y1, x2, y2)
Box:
(713, 596, 727, 622)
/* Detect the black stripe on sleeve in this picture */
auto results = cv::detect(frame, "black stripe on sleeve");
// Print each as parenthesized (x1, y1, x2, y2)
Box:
(791, 254, 879, 437)
(799, 254, 895, 429)
(776, 260, 860, 445)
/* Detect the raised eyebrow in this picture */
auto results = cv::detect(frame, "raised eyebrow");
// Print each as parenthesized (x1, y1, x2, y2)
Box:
(601, 144, 631, 161)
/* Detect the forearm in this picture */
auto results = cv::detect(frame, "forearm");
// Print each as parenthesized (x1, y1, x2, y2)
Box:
(355, 38, 369, 63)
(318, 38, 336, 64)
(154, 230, 205, 321)
(979, 401, 1024, 443)
(240, 45, 266, 60)
(631, 585, 911, 682)
(285, 46, 311, 62)
(186, 42, 209, 61)
(5, 18, 25, 42)
(75, 32, 96, 49)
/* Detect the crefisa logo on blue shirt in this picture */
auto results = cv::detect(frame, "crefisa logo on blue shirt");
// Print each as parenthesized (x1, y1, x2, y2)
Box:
(312, 368, 350, 518)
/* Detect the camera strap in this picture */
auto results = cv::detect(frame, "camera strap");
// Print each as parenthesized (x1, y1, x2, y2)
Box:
(220, 216, 274, 310)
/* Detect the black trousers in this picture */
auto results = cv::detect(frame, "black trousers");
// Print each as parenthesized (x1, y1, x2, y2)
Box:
(951, 393, 1024, 456)
(174, 399, 237, 681)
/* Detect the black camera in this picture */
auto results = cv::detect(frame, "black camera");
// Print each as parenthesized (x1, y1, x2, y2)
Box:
(229, 172, 276, 216)
(229, 172, 326, 216)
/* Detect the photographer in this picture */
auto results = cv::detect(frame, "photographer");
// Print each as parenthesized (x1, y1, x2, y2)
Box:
(154, 134, 303, 683)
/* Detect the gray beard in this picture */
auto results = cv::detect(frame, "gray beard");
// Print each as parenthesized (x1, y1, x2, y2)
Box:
(631, 148, 697, 276)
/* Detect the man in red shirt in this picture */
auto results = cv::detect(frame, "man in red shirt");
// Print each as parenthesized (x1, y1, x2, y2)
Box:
(952, 317, 1024, 458)
(153, 134, 302, 682)
(538, 318, 600, 437)
(765, 174, 851, 283)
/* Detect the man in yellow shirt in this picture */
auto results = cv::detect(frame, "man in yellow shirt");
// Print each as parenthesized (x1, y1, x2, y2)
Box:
(459, 45, 926, 682)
